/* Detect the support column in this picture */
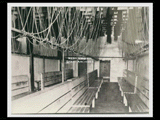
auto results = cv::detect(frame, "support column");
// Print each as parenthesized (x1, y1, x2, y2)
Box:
(93, 59, 95, 70)
(127, 60, 128, 70)
(28, 38, 34, 92)
(41, 57, 45, 90)
(73, 58, 78, 77)
(62, 48, 65, 83)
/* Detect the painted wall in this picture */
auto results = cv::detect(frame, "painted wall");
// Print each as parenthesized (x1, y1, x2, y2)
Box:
(11, 54, 31, 91)
(87, 59, 94, 73)
(134, 53, 149, 80)
(12, 54, 30, 77)
(128, 60, 134, 71)
(126, 53, 149, 80)
(45, 59, 60, 72)
(34, 57, 43, 81)
(72, 61, 78, 77)
(101, 58, 126, 82)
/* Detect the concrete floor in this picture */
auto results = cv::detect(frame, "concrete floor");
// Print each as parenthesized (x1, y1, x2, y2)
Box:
(90, 82, 129, 113)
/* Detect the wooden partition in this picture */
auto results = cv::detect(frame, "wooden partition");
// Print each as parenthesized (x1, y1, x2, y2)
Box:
(41, 69, 73, 90)
(123, 69, 137, 87)
(64, 69, 73, 80)
(41, 71, 62, 90)
(88, 70, 98, 87)
(12, 75, 30, 98)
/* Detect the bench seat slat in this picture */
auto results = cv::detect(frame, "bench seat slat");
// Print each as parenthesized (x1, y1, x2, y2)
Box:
(73, 88, 98, 106)
(89, 80, 101, 88)
(118, 78, 134, 93)
(125, 94, 149, 112)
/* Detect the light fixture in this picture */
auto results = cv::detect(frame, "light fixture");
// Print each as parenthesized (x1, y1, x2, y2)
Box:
(135, 39, 144, 44)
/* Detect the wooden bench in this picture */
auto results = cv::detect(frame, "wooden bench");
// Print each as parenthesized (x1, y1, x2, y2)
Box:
(64, 69, 73, 81)
(12, 75, 30, 100)
(118, 69, 137, 106)
(41, 69, 73, 90)
(118, 77, 135, 104)
(88, 70, 103, 95)
(12, 80, 73, 113)
(67, 88, 98, 113)
(12, 74, 97, 113)
(118, 70, 149, 113)
(41, 71, 62, 90)
(125, 93, 149, 113)
(67, 74, 99, 113)
(126, 76, 149, 113)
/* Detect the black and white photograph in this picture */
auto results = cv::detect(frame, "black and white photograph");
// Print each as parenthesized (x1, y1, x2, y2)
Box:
(7, 3, 153, 117)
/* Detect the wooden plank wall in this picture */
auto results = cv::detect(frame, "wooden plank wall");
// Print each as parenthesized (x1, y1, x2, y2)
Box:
(33, 44, 57, 57)
(64, 69, 73, 80)
(12, 75, 30, 97)
(42, 71, 62, 87)
(41, 69, 73, 89)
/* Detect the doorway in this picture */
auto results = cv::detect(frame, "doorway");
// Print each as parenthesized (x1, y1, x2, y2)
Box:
(78, 61, 87, 77)
(100, 60, 111, 82)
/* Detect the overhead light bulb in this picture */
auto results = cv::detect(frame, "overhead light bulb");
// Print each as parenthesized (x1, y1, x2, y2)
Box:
(135, 39, 144, 44)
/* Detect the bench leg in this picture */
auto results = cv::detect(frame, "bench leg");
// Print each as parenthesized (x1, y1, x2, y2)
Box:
(96, 92, 98, 99)
(123, 95, 127, 106)
(118, 84, 123, 97)
(120, 87, 123, 96)
(92, 98, 95, 108)
(98, 87, 100, 92)
(129, 106, 132, 112)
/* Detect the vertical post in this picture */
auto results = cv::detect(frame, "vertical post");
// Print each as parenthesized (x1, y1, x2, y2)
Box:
(73, 58, 78, 77)
(93, 60, 95, 70)
(92, 98, 95, 108)
(43, 57, 45, 75)
(29, 38, 35, 92)
(40, 57, 45, 90)
(62, 48, 65, 83)
(87, 74, 89, 87)
(41, 73, 44, 90)
(129, 106, 132, 112)
(134, 75, 138, 94)
(123, 95, 128, 106)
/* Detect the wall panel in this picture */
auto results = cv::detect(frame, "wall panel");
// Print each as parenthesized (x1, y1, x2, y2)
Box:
(34, 57, 43, 81)
(45, 59, 60, 72)
(11, 54, 30, 77)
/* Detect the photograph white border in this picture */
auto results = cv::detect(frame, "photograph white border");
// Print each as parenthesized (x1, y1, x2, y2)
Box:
(7, 2, 153, 117)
